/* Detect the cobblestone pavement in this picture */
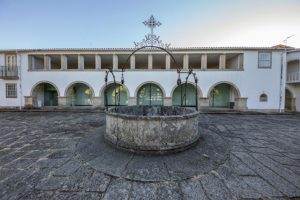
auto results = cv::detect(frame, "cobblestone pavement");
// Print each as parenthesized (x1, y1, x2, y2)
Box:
(0, 112, 300, 200)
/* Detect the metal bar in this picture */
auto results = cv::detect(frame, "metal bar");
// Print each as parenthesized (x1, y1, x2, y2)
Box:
(149, 84, 152, 106)
(114, 79, 117, 107)
(180, 83, 183, 107)
(104, 71, 108, 110)
(195, 75, 198, 111)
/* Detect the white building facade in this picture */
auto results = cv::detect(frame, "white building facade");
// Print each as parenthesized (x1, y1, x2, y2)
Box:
(0, 46, 299, 112)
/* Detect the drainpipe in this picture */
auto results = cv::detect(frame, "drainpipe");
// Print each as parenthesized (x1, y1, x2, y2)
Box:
(17, 50, 22, 111)
(279, 50, 284, 113)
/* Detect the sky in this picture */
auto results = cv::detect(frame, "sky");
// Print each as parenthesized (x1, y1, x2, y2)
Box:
(0, 0, 300, 49)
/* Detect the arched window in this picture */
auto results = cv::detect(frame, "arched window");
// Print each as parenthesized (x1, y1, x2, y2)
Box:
(66, 83, 93, 106)
(104, 83, 128, 106)
(137, 83, 163, 105)
(259, 93, 268, 102)
(32, 82, 58, 107)
(172, 83, 197, 107)
(209, 83, 239, 108)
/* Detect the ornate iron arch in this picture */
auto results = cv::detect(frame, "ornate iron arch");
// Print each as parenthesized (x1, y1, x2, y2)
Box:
(104, 15, 199, 110)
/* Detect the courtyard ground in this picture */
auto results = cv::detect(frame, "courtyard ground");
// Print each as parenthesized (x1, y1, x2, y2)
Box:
(0, 111, 300, 200)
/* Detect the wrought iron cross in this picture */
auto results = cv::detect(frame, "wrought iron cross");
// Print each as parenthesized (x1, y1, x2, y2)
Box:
(143, 15, 161, 37)
(134, 15, 170, 48)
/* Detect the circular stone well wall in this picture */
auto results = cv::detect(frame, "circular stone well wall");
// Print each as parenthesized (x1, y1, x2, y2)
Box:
(105, 106, 199, 153)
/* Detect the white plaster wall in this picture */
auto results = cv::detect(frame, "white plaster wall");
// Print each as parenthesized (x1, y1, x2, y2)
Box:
(0, 51, 285, 110)
(239, 51, 284, 110)
(0, 79, 21, 107)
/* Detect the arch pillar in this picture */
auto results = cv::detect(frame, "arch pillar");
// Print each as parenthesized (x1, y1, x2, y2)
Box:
(199, 97, 209, 110)
(164, 97, 172, 106)
(233, 97, 248, 111)
(93, 97, 101, 107)
(290, 98, 296, 111)
(128, 97, 136, 106)
(58, 96, 67, 107)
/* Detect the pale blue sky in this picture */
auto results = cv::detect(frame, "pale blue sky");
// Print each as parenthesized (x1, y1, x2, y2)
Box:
(0, 0, 300, 49)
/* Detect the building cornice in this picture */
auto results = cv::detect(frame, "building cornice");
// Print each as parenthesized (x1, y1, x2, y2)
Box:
(0, 46, 295, 53)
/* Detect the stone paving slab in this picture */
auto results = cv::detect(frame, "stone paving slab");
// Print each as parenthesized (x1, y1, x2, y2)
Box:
(0, 112, 300, 199)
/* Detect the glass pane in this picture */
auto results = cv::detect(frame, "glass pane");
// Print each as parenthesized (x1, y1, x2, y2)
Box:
(67, 84, 93, 106)
(105, 84, 128, 106)
(259, 53, 270, 60)
(209, 84, 230, 107)
(138, 84, 163, 105)
(44, 84, 58, 106)
(259, 60, 270, 67)
(172, 84, 196, 106)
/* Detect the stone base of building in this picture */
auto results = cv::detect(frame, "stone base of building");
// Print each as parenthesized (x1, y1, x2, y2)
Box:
(93, 97, 101, 107)
(233, 98, 248, 111)
(24, 96, 34, 108)
(199, 97, 209, 110)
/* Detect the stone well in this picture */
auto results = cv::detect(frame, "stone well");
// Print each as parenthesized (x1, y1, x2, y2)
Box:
(105, 106, 199, 153)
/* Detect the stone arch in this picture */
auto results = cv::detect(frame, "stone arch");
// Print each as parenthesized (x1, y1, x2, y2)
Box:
(30, 81, 60, 107)
(30, 81, 60, 97)
(64, 81, 95, 106)
(134, 81, 166, 98)
(135, 81, 165, 106)
(285, 86, 295, 98)
(170, 81, 203, 97)
(64, 81, 95, 97)
(171, 82, 203, 107)
(285, 87, 296, 111)
(100, 81, 130, 97)
(207, 81, 241, 98)
(99, 81, 129, 106)
(207, 81, 241, 108)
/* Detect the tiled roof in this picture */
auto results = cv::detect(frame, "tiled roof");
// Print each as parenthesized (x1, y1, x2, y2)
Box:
(0, 46, 295, 52)
(287, 48, 300, 53)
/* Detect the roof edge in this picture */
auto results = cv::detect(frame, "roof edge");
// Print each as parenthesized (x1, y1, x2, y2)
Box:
(0, 46, 295, 52)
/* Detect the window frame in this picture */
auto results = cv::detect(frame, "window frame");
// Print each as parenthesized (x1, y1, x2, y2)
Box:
(259, 93, 268, 102)
(6, 83, 17, 98)
(5, 54, 17, 68)
(258, 52, 272, 68)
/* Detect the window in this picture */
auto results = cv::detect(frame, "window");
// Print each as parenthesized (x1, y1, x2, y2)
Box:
(6, 55, 16, 66)
(137, 83, 163, 105)
(259, 93, 268, 102)
(258, 52, 271, 68)
(6, 83, 17, 98)
(6, 55, 17, 71)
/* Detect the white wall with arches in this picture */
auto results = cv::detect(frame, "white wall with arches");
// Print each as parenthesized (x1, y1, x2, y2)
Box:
(0, 50, 287, 111)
